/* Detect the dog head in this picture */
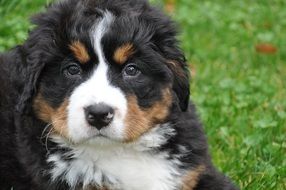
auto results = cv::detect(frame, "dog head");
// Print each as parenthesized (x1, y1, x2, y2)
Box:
(19, 0, 189, 144)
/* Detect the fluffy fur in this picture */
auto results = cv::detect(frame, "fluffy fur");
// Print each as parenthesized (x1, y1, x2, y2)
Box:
(0, 0, 238, 189)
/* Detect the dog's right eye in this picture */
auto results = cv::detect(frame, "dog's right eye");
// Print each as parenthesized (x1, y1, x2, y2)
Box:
(63, 64, 82, 78)
(67, 65, 81, 75)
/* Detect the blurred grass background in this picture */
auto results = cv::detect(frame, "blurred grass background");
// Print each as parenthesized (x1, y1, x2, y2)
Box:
(0, 0, 285, 189)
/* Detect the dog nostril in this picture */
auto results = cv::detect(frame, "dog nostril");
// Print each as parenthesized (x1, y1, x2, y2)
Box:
(84, 103, 114, 130)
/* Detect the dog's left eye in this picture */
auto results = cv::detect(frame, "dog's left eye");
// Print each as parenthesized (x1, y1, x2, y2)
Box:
(123, 64, 140, 77)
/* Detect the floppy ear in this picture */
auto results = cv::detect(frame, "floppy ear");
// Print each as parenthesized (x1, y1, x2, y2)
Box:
(151, 28, 190, 111)
(15, 10, 56, 114)
(148, 12, 190, 111)
(16, 50, 46, 114)
(166, 59, 190, 112)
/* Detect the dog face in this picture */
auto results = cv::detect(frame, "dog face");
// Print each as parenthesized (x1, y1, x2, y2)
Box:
(25, 0, 189, 144)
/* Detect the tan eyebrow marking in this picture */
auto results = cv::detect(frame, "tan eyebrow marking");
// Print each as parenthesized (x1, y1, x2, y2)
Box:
(113, 43, 135, 64)
(69, 41, 90, 64)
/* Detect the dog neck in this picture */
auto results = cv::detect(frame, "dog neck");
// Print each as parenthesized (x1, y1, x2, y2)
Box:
(47, 123, 185, 190)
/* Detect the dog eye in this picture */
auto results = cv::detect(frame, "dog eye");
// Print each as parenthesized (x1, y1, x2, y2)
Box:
(66, 65, 81, 76)
(124, 65, 140, 77)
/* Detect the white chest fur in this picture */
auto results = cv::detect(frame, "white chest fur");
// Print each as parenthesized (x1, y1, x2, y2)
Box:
(47, 126, 183, 190)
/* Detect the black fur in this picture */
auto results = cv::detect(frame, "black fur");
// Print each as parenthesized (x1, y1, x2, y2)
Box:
(0, 0, 238, 189)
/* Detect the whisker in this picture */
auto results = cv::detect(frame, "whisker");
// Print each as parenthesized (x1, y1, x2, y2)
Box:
(40, 116, 67, 153)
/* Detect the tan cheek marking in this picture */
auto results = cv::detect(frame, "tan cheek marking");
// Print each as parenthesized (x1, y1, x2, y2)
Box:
(124, 96, 150, 142)
(113, 43, 135, 64)
(69, 41, 90, 63)
(124, 88, 172, 142)
(182, 165, 205, 190)
(33, 95, 69, 138)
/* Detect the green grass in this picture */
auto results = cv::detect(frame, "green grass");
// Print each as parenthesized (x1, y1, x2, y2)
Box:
(1, 0, 285, 189)
(0, 0, 51, 51)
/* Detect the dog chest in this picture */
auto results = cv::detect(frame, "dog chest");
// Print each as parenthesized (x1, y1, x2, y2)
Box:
(48, 146, 181, 190)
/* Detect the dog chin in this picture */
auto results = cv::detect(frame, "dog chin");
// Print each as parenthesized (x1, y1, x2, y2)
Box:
(54, 126, 124, 146)
(52, 134, 117, 147)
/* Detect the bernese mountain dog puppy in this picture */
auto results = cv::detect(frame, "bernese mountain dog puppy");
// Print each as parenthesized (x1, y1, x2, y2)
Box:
(0, 0, 238, 189)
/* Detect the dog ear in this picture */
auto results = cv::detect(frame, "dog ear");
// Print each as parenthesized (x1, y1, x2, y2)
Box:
(16, 49, 46, 114)
(149, 14, 190, 111)
(151, 30, 190, 111)
(166, 59, 190, 112)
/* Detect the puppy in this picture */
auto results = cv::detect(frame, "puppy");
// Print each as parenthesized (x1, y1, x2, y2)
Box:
(0, 0, 238, 189)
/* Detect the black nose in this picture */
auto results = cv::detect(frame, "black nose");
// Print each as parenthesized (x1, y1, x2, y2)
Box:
(84, 103, 114, 130)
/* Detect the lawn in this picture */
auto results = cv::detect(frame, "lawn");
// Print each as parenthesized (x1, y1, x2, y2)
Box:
(0, 0, 285, 189)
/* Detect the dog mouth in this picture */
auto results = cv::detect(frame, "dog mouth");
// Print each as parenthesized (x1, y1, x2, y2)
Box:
(52, 129, 119, 146)
(71, 122, 123, 144)
(88, 131, 114, 140)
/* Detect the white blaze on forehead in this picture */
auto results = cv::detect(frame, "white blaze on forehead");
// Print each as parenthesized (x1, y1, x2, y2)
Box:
(67, 11, 127, 142)
(92, 11, 113, 65)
